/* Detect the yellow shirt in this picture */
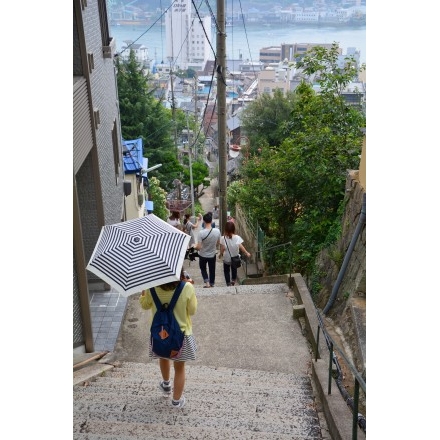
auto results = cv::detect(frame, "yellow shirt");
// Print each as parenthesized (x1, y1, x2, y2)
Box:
(139, 282, 197, 336)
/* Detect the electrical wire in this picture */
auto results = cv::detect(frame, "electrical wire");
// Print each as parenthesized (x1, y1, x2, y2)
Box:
(170, 1, 205, 70)
(237, 0, 260, 90)
(160, 0, 164, 63)
(115, 1, 177, 58)
(115, 1, 235, 159)
(204, 0, 219, 33)
(192, 0, 217, 59)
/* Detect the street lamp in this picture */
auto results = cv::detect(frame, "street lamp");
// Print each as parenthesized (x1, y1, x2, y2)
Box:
(188, 145, 195, 219)
(182, 142, 195, 219)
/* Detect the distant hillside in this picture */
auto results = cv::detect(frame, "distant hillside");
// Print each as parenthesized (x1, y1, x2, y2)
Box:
(114, 0, 327, 13)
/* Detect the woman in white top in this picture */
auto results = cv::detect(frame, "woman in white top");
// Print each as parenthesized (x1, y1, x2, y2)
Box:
(167, 211, 182, 230)
(219, 221, 251, 286)
(183, 213, 202, 247)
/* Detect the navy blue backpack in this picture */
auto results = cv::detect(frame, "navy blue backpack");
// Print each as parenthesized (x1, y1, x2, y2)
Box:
(150, 281, 185, 359)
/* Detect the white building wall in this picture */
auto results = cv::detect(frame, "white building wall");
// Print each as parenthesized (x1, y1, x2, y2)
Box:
(166, 0, 212, 70)
(201, 15, 213, 62)
(165, 0, 191, 69)
(125, 174, 144, 220)
(120, 42, 149, 65)
(294, 9, 319, 22)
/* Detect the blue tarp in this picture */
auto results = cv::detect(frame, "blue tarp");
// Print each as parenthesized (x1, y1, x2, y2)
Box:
(122, 138, 143, 173)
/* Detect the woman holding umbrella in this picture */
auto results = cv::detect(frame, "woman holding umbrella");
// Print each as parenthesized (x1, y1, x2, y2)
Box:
(139, 271, 197, 409)
(87, 213, 197, 408)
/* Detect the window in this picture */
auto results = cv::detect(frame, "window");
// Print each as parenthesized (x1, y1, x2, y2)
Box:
(97, 0, 110, 47)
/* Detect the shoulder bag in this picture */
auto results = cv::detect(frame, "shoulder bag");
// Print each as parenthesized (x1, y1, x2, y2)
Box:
(224, 236, 242, 268)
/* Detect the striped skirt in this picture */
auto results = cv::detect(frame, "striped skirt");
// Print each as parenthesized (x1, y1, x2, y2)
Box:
(149, 334, 197, 362)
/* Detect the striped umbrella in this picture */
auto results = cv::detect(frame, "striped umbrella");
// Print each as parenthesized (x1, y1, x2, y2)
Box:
(86, 214, 190, 296)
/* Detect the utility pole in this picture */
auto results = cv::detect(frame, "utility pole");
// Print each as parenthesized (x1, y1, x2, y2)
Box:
(168, 56, 178, 158)
(185, 111, 196, 219)
(194, 71, 198, 161)
(217, 0, 227, 233)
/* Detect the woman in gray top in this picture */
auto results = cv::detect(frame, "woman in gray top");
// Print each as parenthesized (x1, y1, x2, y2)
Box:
(195, 212, 221, 287)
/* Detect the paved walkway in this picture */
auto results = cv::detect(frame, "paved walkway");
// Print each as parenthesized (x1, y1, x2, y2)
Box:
(87, 289, 127, 352)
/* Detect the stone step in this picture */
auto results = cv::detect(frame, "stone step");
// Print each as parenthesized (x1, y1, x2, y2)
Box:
(193, 283, 290, 296)
(74, 396, 319, 427)
(74, 362, 322, 439)
(73, 420, 321, 440)
(74, 383, 316, 410)
(74, 367, 316, 407)
(98, 362, 309, 384)
(241, 261, 263, 278)
(74, 414, 322, 440)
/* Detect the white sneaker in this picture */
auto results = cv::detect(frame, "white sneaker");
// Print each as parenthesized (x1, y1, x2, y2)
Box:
(171, 396, 186, 408)
(159, 380, 172, 396)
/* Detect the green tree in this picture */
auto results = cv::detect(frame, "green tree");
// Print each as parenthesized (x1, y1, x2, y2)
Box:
(240, 88, 296, 151)
(295, 42, 366, 98)
(116, 50, 182, 192)
(235, 45, 365, 274)
(181, 161, 210, 198)
(146, 176, 168, 221)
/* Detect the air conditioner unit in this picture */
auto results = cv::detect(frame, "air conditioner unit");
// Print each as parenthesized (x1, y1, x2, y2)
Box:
(123, 181, 132, 196)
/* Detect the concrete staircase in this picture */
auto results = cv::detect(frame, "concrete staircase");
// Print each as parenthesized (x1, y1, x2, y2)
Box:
(74, 282, 331, 439)
(74, 275, 366, 439)
(73, 361, 323, 439)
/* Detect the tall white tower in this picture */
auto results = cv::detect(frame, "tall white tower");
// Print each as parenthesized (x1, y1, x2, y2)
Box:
(165, 0, 212, 70)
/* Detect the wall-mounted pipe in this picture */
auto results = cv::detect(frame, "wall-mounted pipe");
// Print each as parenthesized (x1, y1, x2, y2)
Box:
(323, 193, 366, 315)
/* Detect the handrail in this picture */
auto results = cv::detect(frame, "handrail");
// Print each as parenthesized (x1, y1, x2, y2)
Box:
(263, 241, 293, 279)
(242, 241, 294, 281)
(235, 206, 365, 437)
(315, 310, 366, 439)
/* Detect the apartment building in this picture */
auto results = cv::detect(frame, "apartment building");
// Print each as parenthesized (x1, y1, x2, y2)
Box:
(259, 46, 281, 65)
(165, 0, 212, 71)
(257, 60, 295, 96)
(281, 43, 338, 61)
(73, 0, 125, 353)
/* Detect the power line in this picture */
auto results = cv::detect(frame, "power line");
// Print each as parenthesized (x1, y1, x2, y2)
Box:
(115, 1, 176, 58)
(191, 0, 217, 59)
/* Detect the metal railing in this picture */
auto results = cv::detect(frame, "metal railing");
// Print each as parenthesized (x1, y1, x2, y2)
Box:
(315, 311, 366, 439)
(234, 205, 365, 438)
(262, 241, 293, 278)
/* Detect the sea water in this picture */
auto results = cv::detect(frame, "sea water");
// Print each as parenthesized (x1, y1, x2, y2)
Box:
(110, 22, 366, 66)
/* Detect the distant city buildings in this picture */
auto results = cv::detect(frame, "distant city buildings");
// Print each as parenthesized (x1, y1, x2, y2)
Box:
(107, 1, 365, 176)
(280, 43, 338, 62)
(119, 41, 149, 66)
(165, 0, 212, 71)
(107, 1, 366, 27)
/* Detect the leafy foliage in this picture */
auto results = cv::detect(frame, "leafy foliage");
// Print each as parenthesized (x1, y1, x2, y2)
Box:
(116, 50, 182, 192)
(241, 88, 296, 151)
(181, 161, 210, 197)
(146, 177, 168, 221)
(295, 42, 366, 98)
(233, 45, 365, 275)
